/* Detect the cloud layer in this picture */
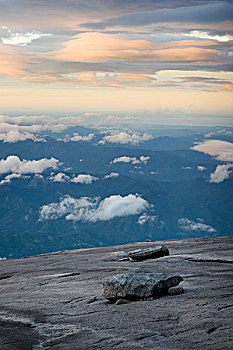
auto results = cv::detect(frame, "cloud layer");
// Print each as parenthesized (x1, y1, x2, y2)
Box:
(40, 194, 150, 222)
(191, 140, 233, 162)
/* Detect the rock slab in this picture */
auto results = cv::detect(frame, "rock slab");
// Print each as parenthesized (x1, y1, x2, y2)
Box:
(128, 245, 169, 261)
(103, 272, 183, 301)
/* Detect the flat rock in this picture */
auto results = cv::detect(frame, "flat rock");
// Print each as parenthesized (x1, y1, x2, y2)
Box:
(128, 245, 169, 261)
(103, 272, 183, 301)
(0, 236, 232, 349)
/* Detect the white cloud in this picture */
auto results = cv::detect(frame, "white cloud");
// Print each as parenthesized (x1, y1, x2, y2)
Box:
(99, 131, 152, 145)
(185, 30, 233, 42)
(40, 194, 150, 222)
(1, 28, 50, 46)
(0, 156, 59, 174)
(197, 165, 206, 171)
(209, 163, 233, 183)
(0, 115, 86, 140)
(191, 140, 233, 162)
(178, 218, 216, 233)
(71, 174, 98, 184)
(0, 173, 29, 185)
(69, 133, 95, 142)
(182, 166, 191, 170)
(137, 213, 157, 225)
(49, 172, 70, 183)
(112, 155, 150, 165)
(0, 115, 54, 125)
(104, 172, 119, 179)
(0, 130, 45, 143)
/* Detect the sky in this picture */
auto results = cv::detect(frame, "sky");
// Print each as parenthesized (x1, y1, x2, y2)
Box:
(0, 0, 232, 126)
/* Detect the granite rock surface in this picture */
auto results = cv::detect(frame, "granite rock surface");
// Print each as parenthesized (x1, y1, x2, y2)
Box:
(0, 236, 232, 349)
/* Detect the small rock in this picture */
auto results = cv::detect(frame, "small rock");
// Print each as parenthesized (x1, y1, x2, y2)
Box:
(128, 245, 169, 261)
(168, 286, 184, 295)
(115, 298, 130, 305)
(86, 296, 97, 304)
(103, 272, 183, 301)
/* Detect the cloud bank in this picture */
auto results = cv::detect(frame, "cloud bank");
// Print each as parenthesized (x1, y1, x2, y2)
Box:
(0, 156, 59, 174)
(40, 194, 150, 222)
(191, 140, 233, 162)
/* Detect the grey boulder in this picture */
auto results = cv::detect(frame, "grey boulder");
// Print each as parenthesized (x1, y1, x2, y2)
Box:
(128, 245, 169, 261)
(103, 272, 183, 301)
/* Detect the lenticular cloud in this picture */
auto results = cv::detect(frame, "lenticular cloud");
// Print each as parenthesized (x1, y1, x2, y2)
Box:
(40, 194, 150, 222)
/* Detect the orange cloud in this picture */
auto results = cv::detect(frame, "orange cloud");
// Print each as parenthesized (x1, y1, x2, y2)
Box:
(224, 84, 233, 91)
(0, 45, 27, 76)
(51, 32, 221, 64)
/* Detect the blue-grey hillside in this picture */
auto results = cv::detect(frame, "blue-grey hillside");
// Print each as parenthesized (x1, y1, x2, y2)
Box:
(0, 125, 232, 258)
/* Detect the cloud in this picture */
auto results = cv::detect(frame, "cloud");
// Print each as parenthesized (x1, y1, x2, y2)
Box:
(52, 32, 222, 65)
(49, 172, 70, 183)
(197, 165, 206, 171)
(112, 156, 150, 165)
(204, 129, 233, 138)
(0, 115, 86, 137)
(0, 173, 29, 185)
(104, 172, 119, 179)
(83, 3, 233, 29)
(209, 163, 233, 183)
(100, 131, 152, 145)
(70, 174, 98, 184)
(0, 130, 45, 143)
(137, 213, 157, 225)
(184, 30, 233, 42)
(67, 133, 95, 142)
(191, 140, 233, 162)
(1, 28, 50, 46)
(48, 172, 98, 184)
(178, 218, 216, 233)
(40, 194, 150, 222)
(0, 155, 59, 174)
